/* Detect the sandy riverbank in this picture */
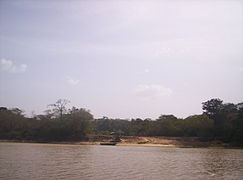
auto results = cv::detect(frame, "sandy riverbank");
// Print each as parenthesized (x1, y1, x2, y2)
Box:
(86, 135, 229, 147)
(0, 136, 240, 148)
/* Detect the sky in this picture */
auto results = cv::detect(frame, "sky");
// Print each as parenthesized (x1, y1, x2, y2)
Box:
(0, 0, 243, 119)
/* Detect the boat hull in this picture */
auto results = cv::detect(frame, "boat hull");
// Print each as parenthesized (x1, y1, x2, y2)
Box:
(100, 142, 117, 145)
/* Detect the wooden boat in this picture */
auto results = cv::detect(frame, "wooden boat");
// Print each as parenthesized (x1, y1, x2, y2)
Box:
(100, 142, 117, 146)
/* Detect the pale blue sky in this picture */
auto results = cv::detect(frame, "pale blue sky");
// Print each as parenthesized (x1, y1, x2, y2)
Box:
(0, 0, 243, 119)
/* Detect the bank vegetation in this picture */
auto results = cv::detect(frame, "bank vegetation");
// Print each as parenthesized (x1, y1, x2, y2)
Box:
(0, 98, 242, 147)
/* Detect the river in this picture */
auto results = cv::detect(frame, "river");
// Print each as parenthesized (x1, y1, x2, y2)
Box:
(0, 143, 242, 180)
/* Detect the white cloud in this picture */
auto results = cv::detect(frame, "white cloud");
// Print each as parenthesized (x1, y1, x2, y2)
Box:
(134, 84, 172, 100)
(240, 67, 243, 72)
(66, 76, 79, 85)
(144, 68, 150, 73)
(0, 58, 27, 73)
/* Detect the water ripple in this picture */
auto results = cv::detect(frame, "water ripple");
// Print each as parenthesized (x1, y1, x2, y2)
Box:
(0, 143, 242, 180)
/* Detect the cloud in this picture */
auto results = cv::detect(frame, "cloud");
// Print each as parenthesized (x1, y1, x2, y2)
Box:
(144, 68, 150, 73)
(66, 76, 79, 85)
(134, 84, 172, 100)
(240, 67, 243, 72)
(0, 58, 27, 73)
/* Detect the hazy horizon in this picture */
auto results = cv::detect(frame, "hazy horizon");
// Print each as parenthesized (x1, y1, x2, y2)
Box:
(1, 0, 243, 119)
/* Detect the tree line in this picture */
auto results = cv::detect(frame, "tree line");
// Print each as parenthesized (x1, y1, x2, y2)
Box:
(0, 98, 242, 145)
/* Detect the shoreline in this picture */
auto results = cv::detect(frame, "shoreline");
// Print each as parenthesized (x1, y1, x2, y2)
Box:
(1, 136, 242, 149)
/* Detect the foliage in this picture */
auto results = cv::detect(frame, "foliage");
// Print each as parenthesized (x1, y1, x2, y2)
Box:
(0, 102, 93, 141)
(0, 98, 242, 145)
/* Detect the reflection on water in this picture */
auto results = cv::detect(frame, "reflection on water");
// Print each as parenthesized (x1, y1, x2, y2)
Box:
(0, 143, 242, 180)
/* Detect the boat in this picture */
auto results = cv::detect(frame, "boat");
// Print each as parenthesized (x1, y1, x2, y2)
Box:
(100, 131, 122, 146)
(100, 142, 117, 146)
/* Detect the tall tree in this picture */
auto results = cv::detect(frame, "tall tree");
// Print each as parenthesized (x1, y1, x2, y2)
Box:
(48, 99, 70, 120)
(202, 98, 224, 137)
(67, 107, 93, 139)
(202, 98, 223, 118)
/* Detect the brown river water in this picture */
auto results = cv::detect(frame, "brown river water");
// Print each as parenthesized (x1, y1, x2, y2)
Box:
(0, 143, 242, 180)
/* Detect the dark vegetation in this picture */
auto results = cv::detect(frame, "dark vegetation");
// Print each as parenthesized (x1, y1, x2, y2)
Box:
(0, 98, 242, 146)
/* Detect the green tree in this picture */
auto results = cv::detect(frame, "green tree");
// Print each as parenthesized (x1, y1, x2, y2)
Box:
(158, 114, 177, 121)
(183, 114, 213, 139)
(202, 98, 224, 136)
(67, 107, 93, 139)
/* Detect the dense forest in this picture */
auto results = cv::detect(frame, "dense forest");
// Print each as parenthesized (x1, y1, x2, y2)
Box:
(0, 98, 242, 145)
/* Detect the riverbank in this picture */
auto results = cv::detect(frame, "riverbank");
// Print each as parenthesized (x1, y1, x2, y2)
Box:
(90, 135, 240, 148)
(1, 136, 241, 148)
